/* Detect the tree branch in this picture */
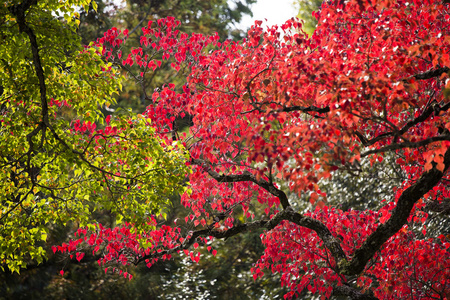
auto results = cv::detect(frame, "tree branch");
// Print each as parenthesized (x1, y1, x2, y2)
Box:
(357, 100, 450, 147)
(191, 158, 291, 209)
(10, 0, 50, 126)
(284, 206, 348, 267)
(281, 105, 330, 114)
(136, 206, 348, 269)
(361, 135, 450, 157)
(342, 147, 450, 275)
(189, 159, 349, 267)
(408, 66, 450, 81)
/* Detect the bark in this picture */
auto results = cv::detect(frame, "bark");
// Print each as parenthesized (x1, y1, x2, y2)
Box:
(342, 147, 450, 275)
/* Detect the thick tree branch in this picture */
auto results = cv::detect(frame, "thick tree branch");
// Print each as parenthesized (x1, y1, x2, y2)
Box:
(10, 0, 50, 126)
(361, 135, 450, 157)
(189, 159, 349, 267)
(135, 214, 275, 265)
(281, 105, 330, 114)
(342, 147, 450, 275)
(358, 101, 450, 147)
(136, 206, 348, 268)
(408, 66, 450, 81)
(191, 158, 291, 209)
(284, 206, 348, 266)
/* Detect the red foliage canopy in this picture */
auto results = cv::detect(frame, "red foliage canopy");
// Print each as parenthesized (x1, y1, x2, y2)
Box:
(56, 0, 450, 298)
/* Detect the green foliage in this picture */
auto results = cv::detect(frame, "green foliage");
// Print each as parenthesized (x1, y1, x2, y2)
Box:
(117, 0, 255, 40)
(0, 0, 188, 273)
(78, 0, 116, 44)
(295, 0, 322, 35)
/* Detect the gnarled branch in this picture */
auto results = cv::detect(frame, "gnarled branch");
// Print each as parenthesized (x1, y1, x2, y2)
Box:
(191, 158, 291, 209)
(343, 147, 450, 275)
(361, 135, 450, 157)
(136, 206, 348, 269)
(357, 100, 450, 148)
(409, 66, 450, 81)
(10, 0, 49, 126)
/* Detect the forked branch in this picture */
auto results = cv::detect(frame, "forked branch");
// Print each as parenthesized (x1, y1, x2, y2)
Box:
(343, 147, 450, 275)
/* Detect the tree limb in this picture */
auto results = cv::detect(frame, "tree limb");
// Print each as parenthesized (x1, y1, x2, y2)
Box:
(10, 0, 50, 126)
(342, 147, 450, 275)
(281, 105, 330, 114)
(191, 158, 291, 209)
(408, 66, 450, 81)
(357, 101, 450, 147)
(136, 206, 348, 269)
(361, 135, 450, 157)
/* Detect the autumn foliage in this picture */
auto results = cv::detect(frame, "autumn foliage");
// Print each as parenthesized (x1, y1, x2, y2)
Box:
(10, 0, 450, 298)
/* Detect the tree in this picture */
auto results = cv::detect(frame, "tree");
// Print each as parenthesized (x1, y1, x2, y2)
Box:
(0, 0, 188, 274)
(1, 1, 263, 299)
(5, 0, 450, 299)
(77, 0, 257, 113)
(296, 0, 449, 243)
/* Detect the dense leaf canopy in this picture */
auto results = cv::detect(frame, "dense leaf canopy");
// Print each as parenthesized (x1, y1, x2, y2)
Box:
(0, 0, 188, 273)
(2, 0, 450, 299)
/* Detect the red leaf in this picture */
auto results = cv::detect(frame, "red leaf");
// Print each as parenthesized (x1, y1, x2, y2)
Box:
(76, 252, 85, 262)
